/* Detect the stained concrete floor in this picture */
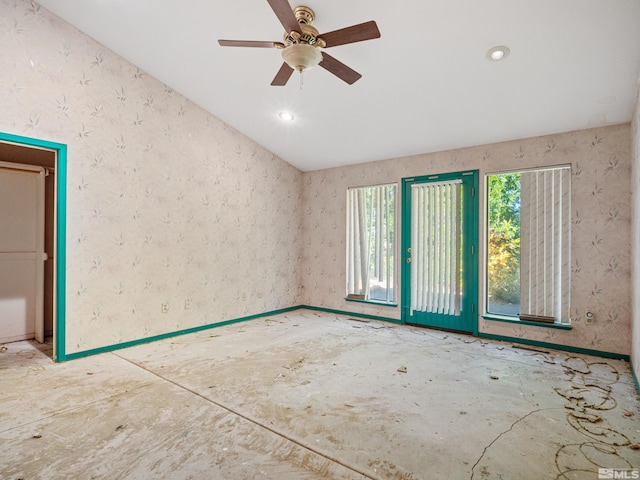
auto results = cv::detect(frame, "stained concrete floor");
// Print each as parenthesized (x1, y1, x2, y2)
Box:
(1, 310, 639, 480)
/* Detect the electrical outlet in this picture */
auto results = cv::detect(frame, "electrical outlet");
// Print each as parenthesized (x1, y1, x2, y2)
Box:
(184, 298, 192, 310)
(161, 303, 169, 313)
(241, 292, 247, 301)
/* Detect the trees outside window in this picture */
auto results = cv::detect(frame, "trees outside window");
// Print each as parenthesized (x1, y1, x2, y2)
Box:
(486, 166, 571, 323)
(346, 184, 396, 303)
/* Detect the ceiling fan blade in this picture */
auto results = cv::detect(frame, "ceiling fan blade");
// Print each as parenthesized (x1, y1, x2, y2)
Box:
(271, 62, 294, 86)
(319, 52, 362, 85)
(218, 40, 282, 48)
(319, 21, 381, 48)
(266, 0, 300, 34)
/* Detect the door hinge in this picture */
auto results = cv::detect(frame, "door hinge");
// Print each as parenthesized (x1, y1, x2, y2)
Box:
(471, 245, 475, 255)
(472, 187, 475, 197)
(472, 303, 475, 313)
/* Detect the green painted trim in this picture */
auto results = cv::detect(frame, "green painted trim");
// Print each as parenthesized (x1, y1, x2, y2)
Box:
(401, 170, 479, 335)
(64, 306, 302, 361)
(344, 297, 398, 308)
(467, 171, 480, 336)
(478, 332, 630, 361)
(0, 132, 66, 151)
(482, 314, 572, 330)
(0, 132, 67, 362)
(633, 364, 640, 395)
(302, 305, 403, 324)
(55, 143, 67, 362)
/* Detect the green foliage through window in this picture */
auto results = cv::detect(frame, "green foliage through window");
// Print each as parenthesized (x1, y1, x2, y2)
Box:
(486, 167, 571, 322)
(487, 174, 521, 307)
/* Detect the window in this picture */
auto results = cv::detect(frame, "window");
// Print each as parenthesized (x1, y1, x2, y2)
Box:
(486, 166, 571, 324)
(346, 184, 396, 303)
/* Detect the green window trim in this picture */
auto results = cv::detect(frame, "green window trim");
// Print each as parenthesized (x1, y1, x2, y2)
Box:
(484, 165, 571, 324)
(345, 297, 398, 308)
(482, 313, 572, 330)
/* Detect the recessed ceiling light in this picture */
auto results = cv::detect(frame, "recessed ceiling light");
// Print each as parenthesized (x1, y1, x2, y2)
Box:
(486, 46, 510, 61)
(279, 111, 294, 121)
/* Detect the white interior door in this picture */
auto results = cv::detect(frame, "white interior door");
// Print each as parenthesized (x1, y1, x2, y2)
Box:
(0, 161, 46, 343)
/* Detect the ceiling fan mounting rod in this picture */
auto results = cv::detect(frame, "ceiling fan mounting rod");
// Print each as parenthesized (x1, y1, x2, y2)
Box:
(293, 6, 314, 25)
(282, 6, 326, 48)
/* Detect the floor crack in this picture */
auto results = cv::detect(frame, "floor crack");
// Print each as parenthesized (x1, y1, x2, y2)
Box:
(470, 408, 546, 479)
(111, 351, 382, 480)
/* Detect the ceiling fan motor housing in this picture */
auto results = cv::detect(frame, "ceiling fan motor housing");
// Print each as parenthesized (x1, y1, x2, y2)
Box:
(283, 7, 326, 48)
(281, 6, 324, 71)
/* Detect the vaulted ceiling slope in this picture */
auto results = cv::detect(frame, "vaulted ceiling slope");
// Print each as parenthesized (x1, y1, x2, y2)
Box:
(36, 0, 640, 171)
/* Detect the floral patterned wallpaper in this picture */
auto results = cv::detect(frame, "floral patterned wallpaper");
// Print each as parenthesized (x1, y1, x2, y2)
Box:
(0, 0, 303, 354)
(632, 82, 640, 378)
(301, 124, 633, 356)
(1, 0, 636, 361)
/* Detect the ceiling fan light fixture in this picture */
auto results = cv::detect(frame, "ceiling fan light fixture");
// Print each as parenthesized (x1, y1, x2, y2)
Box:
(281, 43, 322, 72)
(279, 111, 294, 121)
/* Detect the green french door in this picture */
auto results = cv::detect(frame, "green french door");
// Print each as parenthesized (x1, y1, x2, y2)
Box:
(401, 171, 478, 334)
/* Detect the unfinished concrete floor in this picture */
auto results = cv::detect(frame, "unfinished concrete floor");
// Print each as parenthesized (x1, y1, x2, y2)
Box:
(1, 310, 639, 479)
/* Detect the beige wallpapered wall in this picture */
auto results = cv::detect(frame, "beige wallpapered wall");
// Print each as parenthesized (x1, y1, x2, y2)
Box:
(302, 124, 633, 356)
(632, 81, 640, 377)
(0, 0, 635, 359)
(0, 1, 303, 354)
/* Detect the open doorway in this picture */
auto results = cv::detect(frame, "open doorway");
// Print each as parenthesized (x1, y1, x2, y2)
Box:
(0, 133, 67, 361)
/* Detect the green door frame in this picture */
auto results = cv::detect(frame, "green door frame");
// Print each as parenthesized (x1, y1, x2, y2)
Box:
(0, 132, 67, 361)
(401, 170, 479, 335)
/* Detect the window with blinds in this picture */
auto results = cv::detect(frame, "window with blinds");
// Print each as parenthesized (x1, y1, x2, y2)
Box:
(486, 165, 571, 324)
(346, 184, 396, 304)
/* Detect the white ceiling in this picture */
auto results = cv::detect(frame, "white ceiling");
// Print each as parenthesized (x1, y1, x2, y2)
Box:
(36, 0, 640, 172)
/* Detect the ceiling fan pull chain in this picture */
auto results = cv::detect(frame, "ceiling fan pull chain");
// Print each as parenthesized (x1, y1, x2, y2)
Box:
(299, 70, 303, 90)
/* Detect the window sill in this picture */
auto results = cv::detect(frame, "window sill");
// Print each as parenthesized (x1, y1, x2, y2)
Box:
(345, 297, 398, 308)
(483, 314, 572, 330)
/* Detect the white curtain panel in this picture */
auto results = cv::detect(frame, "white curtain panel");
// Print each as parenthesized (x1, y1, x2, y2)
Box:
(346, 187, 368, 295)
(346, 185, 394, 299)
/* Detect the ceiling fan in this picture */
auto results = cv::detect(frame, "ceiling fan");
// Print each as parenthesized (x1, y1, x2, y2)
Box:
(218, 0, 381, 86)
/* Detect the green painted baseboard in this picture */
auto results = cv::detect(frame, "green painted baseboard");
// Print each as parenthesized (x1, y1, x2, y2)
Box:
(62, 305, 401, 361)
(300, 305, 402, 324)
(478, 332, 630, 361)
(63, 306, 302, 361)
(60, 305, 632, 374)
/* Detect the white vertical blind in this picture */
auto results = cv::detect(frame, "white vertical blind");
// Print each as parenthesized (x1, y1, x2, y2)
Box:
(346, 184, 395, 301)
(411, 180, 461, 315)
(346, 188, 368, 295)
(520, 167, 571, 320)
